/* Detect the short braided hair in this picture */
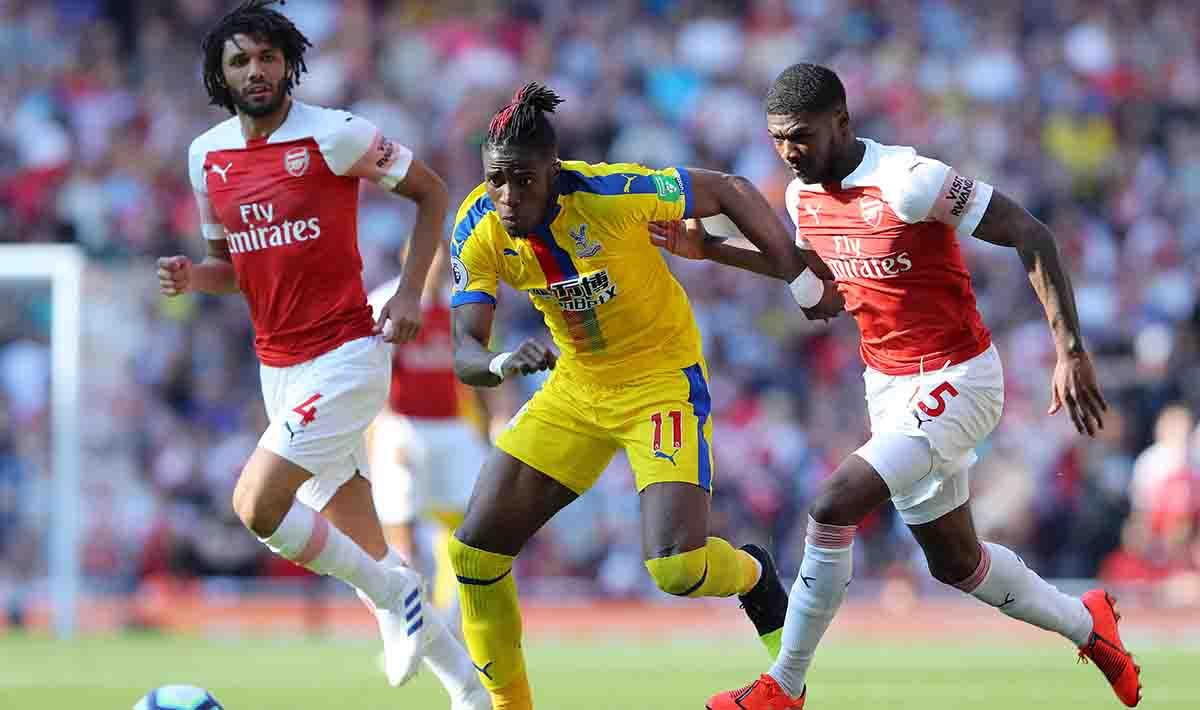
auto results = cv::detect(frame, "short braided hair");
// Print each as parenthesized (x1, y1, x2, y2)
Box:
(485, 82, 564, 154)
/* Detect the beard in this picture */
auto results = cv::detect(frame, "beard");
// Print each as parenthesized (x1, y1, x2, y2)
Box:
(232, 78, 288, 118)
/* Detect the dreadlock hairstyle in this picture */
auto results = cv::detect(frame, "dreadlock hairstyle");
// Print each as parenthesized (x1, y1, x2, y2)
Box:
(765, 63, 847, 116)
(202, 0, 313, 114)
(485, 83, 564, 155)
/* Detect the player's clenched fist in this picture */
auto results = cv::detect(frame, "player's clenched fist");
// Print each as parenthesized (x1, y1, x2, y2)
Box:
(157, 256, 192, 297)
(502, 339, 557, 377)
(648, 219, 708, 260)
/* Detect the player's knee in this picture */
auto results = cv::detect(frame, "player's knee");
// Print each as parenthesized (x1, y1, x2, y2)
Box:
(451, 516, 492, 555)
(809, 482, 863, 526)
(231, 474, 282, 538)
(231, 478, 256, 530)
(809, 458, 890, 526)
(924, 548, 980, 586)
(644, 547, 707, 596)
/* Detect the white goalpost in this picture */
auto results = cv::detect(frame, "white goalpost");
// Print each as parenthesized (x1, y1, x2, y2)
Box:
(0, 244, 83, 638)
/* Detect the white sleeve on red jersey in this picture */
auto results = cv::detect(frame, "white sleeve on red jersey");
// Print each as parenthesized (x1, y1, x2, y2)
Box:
(885, 155, 993, 237)
(784, 179, 814, 249)
(317, 111, 414, 190)
(187, 136, 226, 241)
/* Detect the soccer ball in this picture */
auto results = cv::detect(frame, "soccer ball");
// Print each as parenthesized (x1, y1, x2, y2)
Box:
(133, 685, 223, 710)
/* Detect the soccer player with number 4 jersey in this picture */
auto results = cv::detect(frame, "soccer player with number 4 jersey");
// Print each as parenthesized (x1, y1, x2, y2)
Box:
(652, 63, 1141, 710)
(155, 3, 485, 707)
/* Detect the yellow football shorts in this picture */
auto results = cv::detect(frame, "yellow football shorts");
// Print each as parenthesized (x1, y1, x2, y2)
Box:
(495, 362, 715, 494)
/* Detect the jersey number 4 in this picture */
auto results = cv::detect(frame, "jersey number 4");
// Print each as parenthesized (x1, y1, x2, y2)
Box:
(917, 382, 959, 417)
(293, 393, 323, 426)
(650, 410, 683, 451)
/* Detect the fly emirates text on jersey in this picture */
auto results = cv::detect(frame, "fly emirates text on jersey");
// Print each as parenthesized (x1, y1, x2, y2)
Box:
(226, 201, 322, 254)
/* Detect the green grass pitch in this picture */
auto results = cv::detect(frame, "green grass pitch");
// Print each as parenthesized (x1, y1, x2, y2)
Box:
(0, 633, 1195, 709)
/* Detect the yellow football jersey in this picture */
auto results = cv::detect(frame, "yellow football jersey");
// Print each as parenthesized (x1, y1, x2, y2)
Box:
(449, 161, 704, 385)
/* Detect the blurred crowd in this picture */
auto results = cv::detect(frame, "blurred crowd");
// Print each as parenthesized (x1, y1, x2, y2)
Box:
(2, 0, 1200, 613)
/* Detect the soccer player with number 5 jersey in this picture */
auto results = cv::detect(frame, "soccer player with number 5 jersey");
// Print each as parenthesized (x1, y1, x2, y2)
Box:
(155, 2, 485, 707)
(653, 63, 1141, 710)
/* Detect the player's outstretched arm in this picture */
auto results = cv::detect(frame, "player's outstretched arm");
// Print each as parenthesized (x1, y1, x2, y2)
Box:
(649, 218, 832, 280)
(649, 218, 843, 320)
(375, 159, 450, 343)
(683, 168, 810, 280)
(452, 302, 556, 387)
(973, 190, 1108, 436)
(157, 238, 239, 297)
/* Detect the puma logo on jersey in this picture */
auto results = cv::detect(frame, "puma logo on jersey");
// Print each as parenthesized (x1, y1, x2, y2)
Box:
(210, 162, 233, 183)
(803, 203, 822, 224)
(654, 448, 680, 466)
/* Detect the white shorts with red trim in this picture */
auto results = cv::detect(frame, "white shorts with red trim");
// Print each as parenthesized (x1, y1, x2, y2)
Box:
(855, 344, 1004, 525)
(258, 335, 389, 511)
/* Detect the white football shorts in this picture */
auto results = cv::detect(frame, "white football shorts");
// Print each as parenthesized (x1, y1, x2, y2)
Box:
(855, 343, 1004, 525)
(258, 335, 389, 511)
(369, 410, 486, 525)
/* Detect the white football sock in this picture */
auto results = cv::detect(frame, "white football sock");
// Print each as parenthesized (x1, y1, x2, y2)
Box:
(956, 542, 1093, 647)
(261, 502, 396, 609)
(381, 547, 408, 568)
(421, 611, 485, 700)
(768, 518, 855, 699)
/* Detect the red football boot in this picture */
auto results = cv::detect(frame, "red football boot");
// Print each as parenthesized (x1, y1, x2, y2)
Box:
(1078, 590, 1142, 707)
(706, 674, 805, 710)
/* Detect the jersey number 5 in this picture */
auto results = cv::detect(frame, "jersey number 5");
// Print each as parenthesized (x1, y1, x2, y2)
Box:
(917, 382, 959, 418)
(650, 410, 683, 451)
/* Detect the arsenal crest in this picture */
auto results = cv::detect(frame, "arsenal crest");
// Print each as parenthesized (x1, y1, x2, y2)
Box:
(284, 147, 310, 177)
(859, 196, 884, 228)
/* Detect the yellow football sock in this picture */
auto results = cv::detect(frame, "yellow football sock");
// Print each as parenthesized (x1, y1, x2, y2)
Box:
(448, 536, 532, 710)
(644, 536, 760, 598)
(430, 510, 466, 611)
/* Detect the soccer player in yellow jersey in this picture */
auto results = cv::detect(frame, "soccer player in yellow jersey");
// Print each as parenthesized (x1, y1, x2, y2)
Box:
(445, 83, 815, 709)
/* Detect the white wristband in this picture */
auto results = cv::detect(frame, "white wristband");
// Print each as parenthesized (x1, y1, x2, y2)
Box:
(789, 270, 825, 308)
(488, 351, 513, 379)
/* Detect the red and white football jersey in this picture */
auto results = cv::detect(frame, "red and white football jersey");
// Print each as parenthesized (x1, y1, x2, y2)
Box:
(188, 101, 414, 367)
(368, 277, 459, 420)
(787, 138, 994, 375)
